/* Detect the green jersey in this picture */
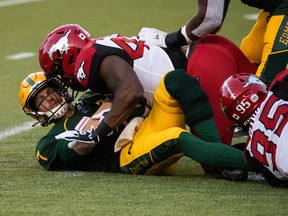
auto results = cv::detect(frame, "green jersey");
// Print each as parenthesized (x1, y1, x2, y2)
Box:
(35, 92, 121, 172)
(241, 0, 288, 15)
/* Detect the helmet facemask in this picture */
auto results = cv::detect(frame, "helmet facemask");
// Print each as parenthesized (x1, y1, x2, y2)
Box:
(34, 92, 69, 124)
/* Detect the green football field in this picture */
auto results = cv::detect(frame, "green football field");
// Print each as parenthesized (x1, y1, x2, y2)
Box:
(0, 1, 287, 215)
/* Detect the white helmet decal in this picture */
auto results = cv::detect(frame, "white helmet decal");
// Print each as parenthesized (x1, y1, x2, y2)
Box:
(243, 75, 266, 88)
(48, 29, 72, 60)
(76, 60, 87, 82)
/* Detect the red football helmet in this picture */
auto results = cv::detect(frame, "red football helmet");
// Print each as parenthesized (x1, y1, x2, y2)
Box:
(39, 24, 93, 88)
(219, 73, 267, 127)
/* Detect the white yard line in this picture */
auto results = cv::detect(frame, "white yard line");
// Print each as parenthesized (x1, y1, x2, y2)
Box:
(244, 13, 258, 20)
(1, 1, 43, 140)
(6, 52, 35, 60)
(0, 0, 43, 7)
(0, 121, 37, 140)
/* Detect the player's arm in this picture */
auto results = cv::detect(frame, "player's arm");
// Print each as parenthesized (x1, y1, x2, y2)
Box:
(139, 0, 230, 48)
(181, 0, 229, 41)
(73, 143, 95, 155)
(55, 63, 143, 145)
(98, 55, 144, 130)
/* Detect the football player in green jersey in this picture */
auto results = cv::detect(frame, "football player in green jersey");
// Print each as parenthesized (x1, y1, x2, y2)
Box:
(19, 70, 248, 180)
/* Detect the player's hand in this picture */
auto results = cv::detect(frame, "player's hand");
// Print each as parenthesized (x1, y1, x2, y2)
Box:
(67, 141, 80, 149)
(55, 129, 100, 145)
(138, 27, 167, 47)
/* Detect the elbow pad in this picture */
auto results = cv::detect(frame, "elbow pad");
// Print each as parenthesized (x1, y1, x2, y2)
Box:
(192, 0, 224, 38)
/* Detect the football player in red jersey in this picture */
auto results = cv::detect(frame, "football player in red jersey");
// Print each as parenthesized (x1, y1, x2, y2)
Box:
(219, 69, 288, 186)
(39, 24, 257, 152)
(39, 24, 187, 145)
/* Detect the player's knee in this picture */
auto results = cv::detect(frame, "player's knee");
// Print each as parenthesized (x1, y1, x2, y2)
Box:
(164, 69, 213, 127)
(150, 138, 183, 164)
(164, 69, 200, 97)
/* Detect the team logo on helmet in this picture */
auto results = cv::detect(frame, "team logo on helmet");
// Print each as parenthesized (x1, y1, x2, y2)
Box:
(243, 75, 266, 88)
(48, 29, 72, 60)
(250, 94, 260, 103)
(76, 60, 87, 82)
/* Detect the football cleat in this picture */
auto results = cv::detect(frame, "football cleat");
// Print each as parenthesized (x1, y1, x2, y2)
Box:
(214, 168, 248, 181)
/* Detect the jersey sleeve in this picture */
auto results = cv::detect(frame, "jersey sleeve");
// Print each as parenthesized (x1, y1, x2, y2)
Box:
(74, 43, 107, 92)
(74, 37, 137, 93)
(35, 134, 79, 171)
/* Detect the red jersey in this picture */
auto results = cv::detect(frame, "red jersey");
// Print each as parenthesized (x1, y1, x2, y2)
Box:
(74, 34, 187, 106)
(246, 69, 288, 182)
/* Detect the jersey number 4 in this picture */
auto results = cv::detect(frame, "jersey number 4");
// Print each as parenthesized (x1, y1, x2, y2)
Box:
(111, 37, 149, 60)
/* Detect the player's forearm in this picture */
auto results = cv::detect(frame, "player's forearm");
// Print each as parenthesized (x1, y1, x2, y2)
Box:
(74, 143, 95, 155)
(103, 85, 143, 129)
(165, 0, 228, 48)
(98, 55, 144, 130)
(188, 0, 226, 38)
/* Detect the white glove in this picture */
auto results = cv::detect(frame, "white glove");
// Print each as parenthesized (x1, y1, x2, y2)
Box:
(138, 27, 167, 47)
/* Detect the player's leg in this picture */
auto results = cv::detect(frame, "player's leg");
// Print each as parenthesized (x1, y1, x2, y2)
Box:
(120, 73, 247, 179)
(142, 68, 218, 136)
(120, 70, 220, 175)
(119, 71, 187, 175)
(178, 132, 246, 169)
(186, 34, 257, 174)
(119, 127, 247, 177)
(163, 69, 221, 143)
(119, 127, 185, 175)
(164, 68, 230, 177)
(187, 34, 257, 146)
(178, 132, 248, 181)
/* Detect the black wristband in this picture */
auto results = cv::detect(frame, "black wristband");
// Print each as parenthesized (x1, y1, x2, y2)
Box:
(165, 28, 188, 49)
(95, 121, 113, 137)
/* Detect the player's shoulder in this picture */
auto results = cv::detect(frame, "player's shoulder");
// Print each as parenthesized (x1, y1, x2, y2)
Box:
(76, 39, 97, 61)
